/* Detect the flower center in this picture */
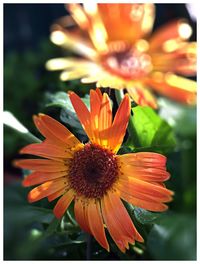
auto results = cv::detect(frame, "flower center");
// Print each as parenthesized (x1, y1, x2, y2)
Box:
(68, 143, 118, 198)
(101, 43, 152, 80)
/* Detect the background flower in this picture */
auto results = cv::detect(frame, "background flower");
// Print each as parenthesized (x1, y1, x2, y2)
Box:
(46, 3, 197, 108)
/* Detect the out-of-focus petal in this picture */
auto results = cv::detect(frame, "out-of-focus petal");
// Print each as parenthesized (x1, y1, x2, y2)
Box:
(97, 4, 155, 43)
(146, 72, 196, 105)
(149, 19, 192, 51)
(127, 82, 157, 108)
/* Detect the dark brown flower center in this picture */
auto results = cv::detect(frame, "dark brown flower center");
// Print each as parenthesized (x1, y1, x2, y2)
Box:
(68, 143, 118, 198)
(101, 42, 152, 80)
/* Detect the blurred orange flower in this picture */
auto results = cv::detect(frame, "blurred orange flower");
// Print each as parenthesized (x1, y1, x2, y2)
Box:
(46, 3, 196, 108)
(14, 89, 173, 252)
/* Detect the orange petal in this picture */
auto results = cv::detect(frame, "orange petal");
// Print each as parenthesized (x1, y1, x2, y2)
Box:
(117, 152, 167, 167)
(14, 159, 66, 172)
(96, 88, 103, 101)
(20, 143, 73, 160)
(48, 188, 66, 202)
(101, 192, 133, 252)
(120, 191, 168, 212)
(108, 191, 144, 243)
(119, 165, 170, 182)
(173, 60, 196, 76)
(74, 198, 91, 234)
(117, 183, 167, 203)
(34, 114, 81, 148)
(109, 94, 131, 153)
(90, 89, 101, 144)
(117, 179, 172, 203)
(127, 85, 157, 109)
(22, 171, 68, 187)
(118, 177, 173, 201)
(98, 93, 112, 147)
(28, 178, 67, 203)
(87, 199, 110, 251)
(146, 72, 196, 105)
(151, 50, 196, 76)
(149, 20, 192, 51)
(69, 92, 93, 141)
(98, 4, 155, 43)
(53, 189, 75, 219)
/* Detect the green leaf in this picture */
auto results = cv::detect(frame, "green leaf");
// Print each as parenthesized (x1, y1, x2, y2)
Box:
(134, 207, 162, 225)
(44, 217, 61, 236)
(129, 106, 176, 154)
(147, 213, 196, 260)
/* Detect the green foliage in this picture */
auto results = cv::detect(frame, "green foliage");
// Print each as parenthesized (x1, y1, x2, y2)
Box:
(128, 106, 176, 154)
(134, 208, 162, 225)
(147, 213, 196, 260)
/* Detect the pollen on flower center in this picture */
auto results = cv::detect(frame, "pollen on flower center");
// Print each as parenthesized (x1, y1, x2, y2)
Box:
(101, 45, 152, 80)
(68, 143, 118, 198)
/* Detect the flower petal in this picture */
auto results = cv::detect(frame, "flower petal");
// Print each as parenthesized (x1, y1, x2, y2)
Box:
(101, 191, 135, 252)
(53, 189, 75, 219)
(146, 72, 196, 105)
(127, 84, 157, 109)
(108, 191, 143, 243)
(90, 89, 101, 144)
(117, 178, 173, 203)
(118, 177, 173, 201)
(120, 191, 168, 212)
(101, 201, 126, 252)
(149, 20, 192, 51)
(14, 159, 67, 172)
(98, 4, 155, 43)
(48, 188, 66, 202)
(69, 92, 93, 141)
(74, 198, 91, 234)
(20, 143, 73, 160)
(98, 93, 112, 147)
(22, 171, 68, 187)
(119, 165, 170, 182)
(87, 199, 109, 251)
(118, 152, 167, 167)
(28, 178, 67, 203)
(33, 114, 81, 148)
(109, 94, 131, 153)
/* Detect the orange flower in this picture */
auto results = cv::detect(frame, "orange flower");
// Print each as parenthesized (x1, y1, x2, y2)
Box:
(14, 89, 173, 252)
(46, 3, 196, 108)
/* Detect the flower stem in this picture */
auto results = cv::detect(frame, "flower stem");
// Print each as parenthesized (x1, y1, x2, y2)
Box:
(86, 233, 92, 260)
(114, 90, 140, 148)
